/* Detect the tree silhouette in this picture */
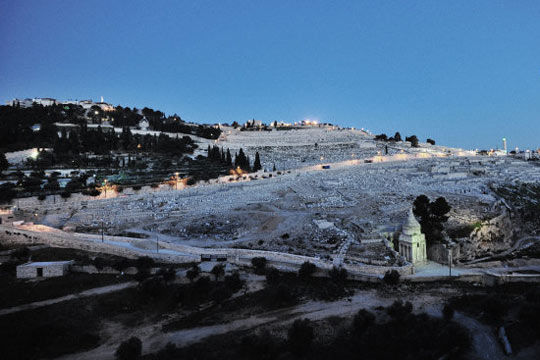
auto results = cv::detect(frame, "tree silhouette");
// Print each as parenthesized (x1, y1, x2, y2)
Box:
(210, 263, 225, 281)
(253, 152, 262, 171)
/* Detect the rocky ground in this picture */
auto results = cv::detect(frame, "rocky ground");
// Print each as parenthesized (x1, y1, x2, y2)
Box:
(10, 127, 540, 263)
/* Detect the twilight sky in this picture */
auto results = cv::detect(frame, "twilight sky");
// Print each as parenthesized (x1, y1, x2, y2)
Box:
(1, 0, 539, 150)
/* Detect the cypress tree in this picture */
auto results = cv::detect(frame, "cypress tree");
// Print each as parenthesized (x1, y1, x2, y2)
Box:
(253, 152, 262, 171)
(226, 149, 232, 166)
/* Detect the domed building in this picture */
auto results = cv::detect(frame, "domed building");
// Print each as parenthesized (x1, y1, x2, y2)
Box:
(398, 209, 427, 265)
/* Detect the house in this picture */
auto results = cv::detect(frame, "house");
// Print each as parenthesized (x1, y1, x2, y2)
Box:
(16, 260, 74, 279)
(138, 117, 150, 131)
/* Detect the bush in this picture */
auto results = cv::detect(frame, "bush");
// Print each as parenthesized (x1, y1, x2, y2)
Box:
(405, 135, 419, 147)
(210, 263, 225, 281)
(37, 193, 46, 201)
(426, 138, 436, 145)
(60, 191, 71, 199)
(298, 261, 317, 281)
(383, 270, 400, 285)
(186, 264, 200, 282)
(115, 337, 142, 360)
(132, 185, 142, 191)
(265, 267, 281, 286)
(353, 309, 375, 334)
(387, 300, 413, 319)
(442, 304, 454, 321)
(251, 257, 267, 275)
(135, 256, 155, 270)
(224, 272, 244, 292)
(0, 183, 16, 204)
(93, 257, 106, 271)
(328, 266, 348, 284)
(264, 282, 298, 308)
(13, 247, 30, 261)
(288, 319, 314, 357)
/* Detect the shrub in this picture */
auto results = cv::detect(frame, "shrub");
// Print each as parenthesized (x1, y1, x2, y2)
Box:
(298, 261, 317, 280)
(0, 183, 16, 204)
(427, 138, 436, 145)
(93, 257, 106, 271)
(37, 193, 46, 201)
(115, 337, 142, 360)
(186, 264, 200, 282)
(13, 246, 30, 260)
(405, 135, 419, 147)
(60, 191, 71, 199)
(353, 309, 375, 334)
(210, 263, 225, 281)
(387, 300, 413, 319)
(265, 267, 281, 286)
(288, 319, 314, 357)
(328, 266, 348, 284)
(224, 271, 244, 292)
(132, 185, 142, 191)
(158, 267, 176, 283)
(383, 270, 400, 285)
(136, 256, 155, 270)
(442, 304, 454, 321)
(251, 257, 267, 275)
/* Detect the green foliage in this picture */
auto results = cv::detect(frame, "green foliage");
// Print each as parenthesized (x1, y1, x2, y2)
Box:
(253, 152, 262, 171)
(251, 257, 267, 275)
(298, 261, 317, 280)
(115, 337, 142, 360)
(328, 266, 348, 284)
(0, 152, 8, 173)
(413, 195, 451, 244)
(383, 269, 400, 285)
(406, 135, 419, 147)
(0, 183, 16, 204)
(186, 264, 200, 282)
(442, 304, 454, 321)
(210, 263, 225, 281)
(353, 309, 375, 334)
(288, 319, 315, 356)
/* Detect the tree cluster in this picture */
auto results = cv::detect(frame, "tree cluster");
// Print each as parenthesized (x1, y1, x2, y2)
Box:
(413, 195, 451, 245)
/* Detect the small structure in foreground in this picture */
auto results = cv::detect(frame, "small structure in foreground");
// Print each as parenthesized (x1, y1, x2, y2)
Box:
(16, 261, 74, 279)
(398, 209, 427, 265)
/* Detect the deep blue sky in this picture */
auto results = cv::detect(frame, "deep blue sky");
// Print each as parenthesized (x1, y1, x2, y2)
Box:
(1, 1, 539, 150)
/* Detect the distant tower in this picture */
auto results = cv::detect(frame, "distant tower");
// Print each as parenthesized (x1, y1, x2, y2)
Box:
(101, 96, 104, 103)
(502, 138, 507, 153)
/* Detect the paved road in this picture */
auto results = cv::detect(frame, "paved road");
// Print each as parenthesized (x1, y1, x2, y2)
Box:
(0, 281, 137, 317)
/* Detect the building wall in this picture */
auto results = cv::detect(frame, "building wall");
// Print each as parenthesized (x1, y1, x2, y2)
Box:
(16, 263, 70, 278)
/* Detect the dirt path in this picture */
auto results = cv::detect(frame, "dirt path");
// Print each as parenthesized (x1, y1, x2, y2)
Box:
(453, 312, 506, 360)
(0, 281, 137, 317)
(57, 288, 500, 360)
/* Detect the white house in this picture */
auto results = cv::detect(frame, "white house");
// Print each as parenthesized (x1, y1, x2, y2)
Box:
(138, 117, 150, 131)
(16, 260, 74, 279)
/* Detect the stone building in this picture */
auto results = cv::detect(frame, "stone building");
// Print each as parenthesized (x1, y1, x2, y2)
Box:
(16, 260, 74, 279)
(398, 209, 427, 265)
